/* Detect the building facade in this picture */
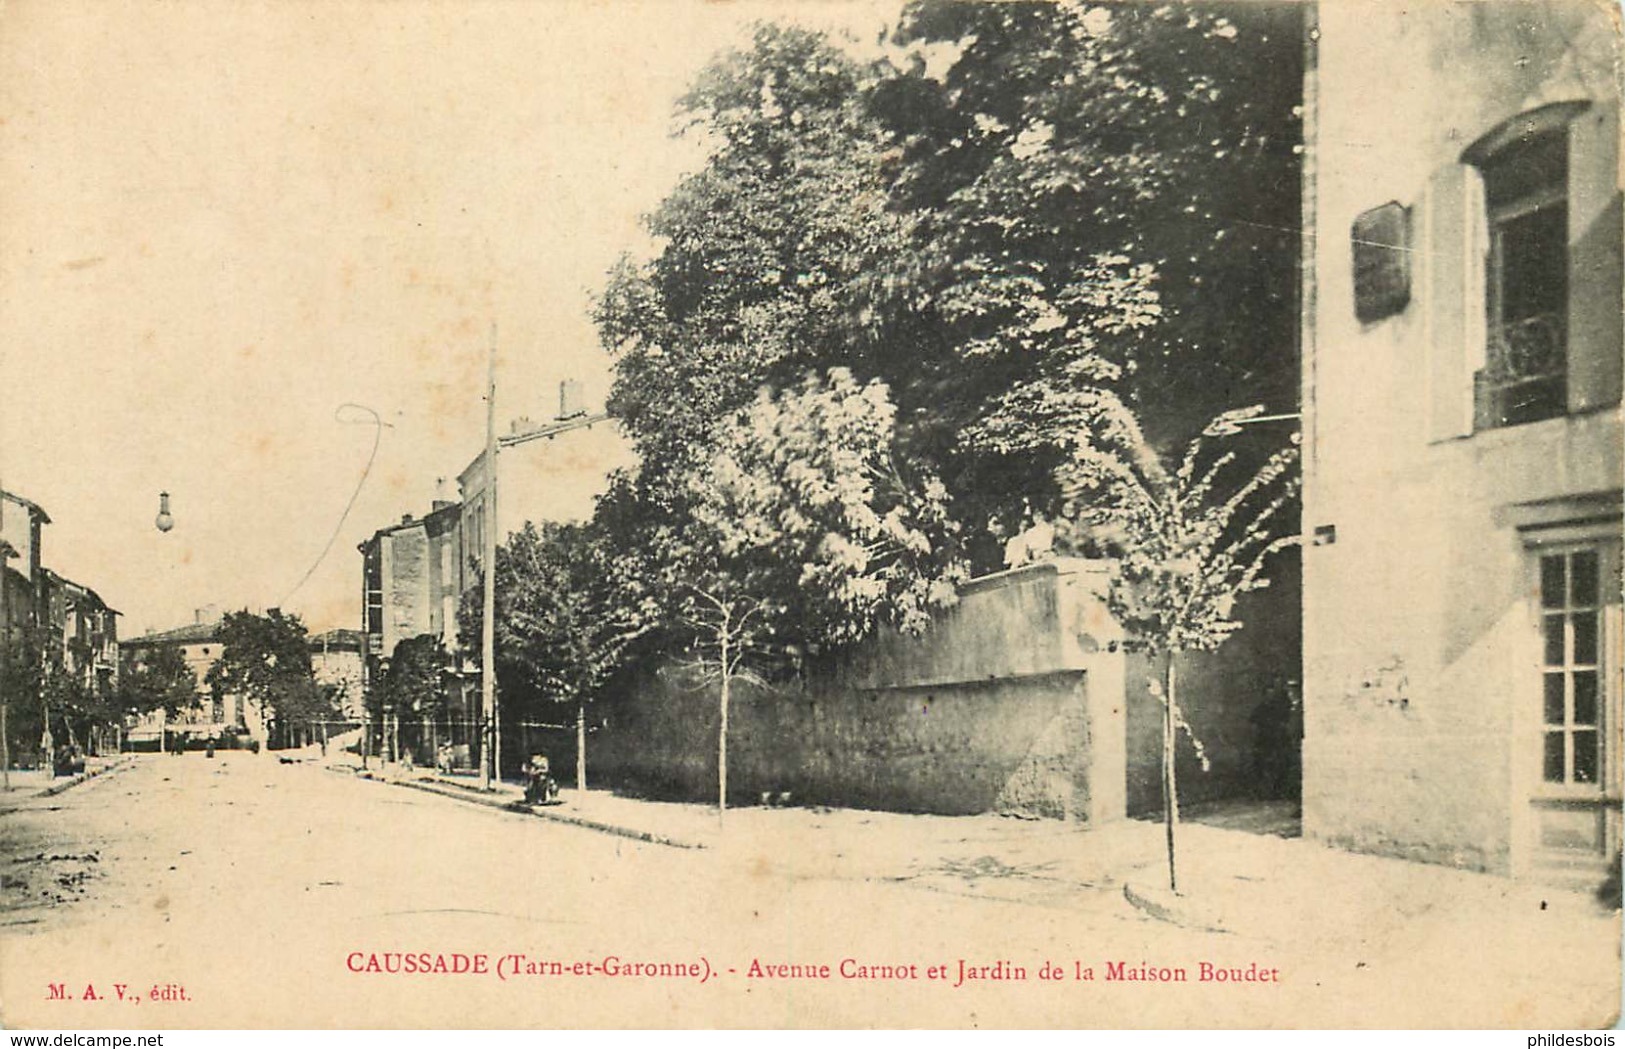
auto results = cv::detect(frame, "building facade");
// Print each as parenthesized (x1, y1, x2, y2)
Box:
(0, 490, 49, 649)
(41, 570, 119, 699)
(119, 611, 267, 744)
(1301, 1, 1622, 881)
(455, 411, 633, 601)
(359, 500, 464, 670)
(309, 628, 365, 720)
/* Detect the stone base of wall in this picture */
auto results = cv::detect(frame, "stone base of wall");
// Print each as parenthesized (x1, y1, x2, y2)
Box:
(1310, 830, 1507, 876)
(1303, 730, 1514, 875)
(595, 669, 1101, 819)
(593, 561, 1145, 821)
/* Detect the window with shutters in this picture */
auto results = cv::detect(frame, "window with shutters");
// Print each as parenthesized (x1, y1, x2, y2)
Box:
(1462, 102, 1591, 430)
(1476, 131, 1568, 427)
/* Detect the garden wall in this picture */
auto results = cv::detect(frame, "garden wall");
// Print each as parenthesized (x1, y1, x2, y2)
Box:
(595, 559, 1128, 821)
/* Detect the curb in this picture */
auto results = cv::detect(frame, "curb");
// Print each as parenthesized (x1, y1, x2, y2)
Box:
(1122, 880, 1231, 934)
(26, 756, 134, 801)
(526, 806, 708, 851)
(340, 765, 708, 851)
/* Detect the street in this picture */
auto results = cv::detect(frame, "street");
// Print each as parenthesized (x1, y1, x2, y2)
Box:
(2, 754, 1619, 1029)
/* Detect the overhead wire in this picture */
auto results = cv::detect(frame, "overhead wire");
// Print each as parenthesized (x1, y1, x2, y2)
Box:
(279, 403, 391, 608)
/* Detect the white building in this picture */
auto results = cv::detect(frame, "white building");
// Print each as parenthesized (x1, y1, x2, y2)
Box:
(1301, 0, 1621, 883)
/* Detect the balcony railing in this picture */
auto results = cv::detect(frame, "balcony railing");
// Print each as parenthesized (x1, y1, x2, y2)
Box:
(1475, 311, 1567, 429)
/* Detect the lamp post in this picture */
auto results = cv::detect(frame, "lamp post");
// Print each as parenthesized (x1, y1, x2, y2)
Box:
(149, 489, 178, 754)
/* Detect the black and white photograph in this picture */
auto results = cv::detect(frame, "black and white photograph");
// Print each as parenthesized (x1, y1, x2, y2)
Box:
(0, 0, 1619, 1031)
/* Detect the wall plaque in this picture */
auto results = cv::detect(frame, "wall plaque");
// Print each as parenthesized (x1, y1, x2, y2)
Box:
(1352, 201, 1412, 324)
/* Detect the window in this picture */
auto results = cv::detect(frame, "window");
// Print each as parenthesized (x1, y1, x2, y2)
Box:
(1463, 101, 1589, 430)
(1539, 549, 1603, 786)
(1479, 131, 1568, 426)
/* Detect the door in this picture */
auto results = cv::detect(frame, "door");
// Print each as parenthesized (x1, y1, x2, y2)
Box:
(1524, 542, 1623, 886)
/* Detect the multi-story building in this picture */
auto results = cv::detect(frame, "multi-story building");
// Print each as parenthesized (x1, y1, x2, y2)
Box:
(309, 628, 365, 720)
(0, 489, 49, 648)
(358, 497, 466, 762)
(1300, 0, 1621, 882)
(40, 569, 119, 698)
(359, 499, 464, 670)
(119, 609, 266, 744)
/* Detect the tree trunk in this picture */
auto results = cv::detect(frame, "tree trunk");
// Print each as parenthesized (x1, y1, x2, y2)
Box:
(1163, 656, 1181, 894)
(719, 623, 730, 825)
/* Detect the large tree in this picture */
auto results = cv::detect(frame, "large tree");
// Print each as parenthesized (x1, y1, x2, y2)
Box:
(658, 368, 966, 818)
(597, 5, 1302, 576)
(118, 644, 198, 720)
(459, 521, 649, 789)
(207, 609, 329, 749)
(881, 1, 1302, 440)
(596, 24, 915, 482)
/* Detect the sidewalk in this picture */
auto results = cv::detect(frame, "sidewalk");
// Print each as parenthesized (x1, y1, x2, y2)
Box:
(326, 751, 1157, 887)
(0, 754, 131, 810)
(326, 749, 1618, 952)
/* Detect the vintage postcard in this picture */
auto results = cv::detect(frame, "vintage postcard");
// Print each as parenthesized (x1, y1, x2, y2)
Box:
(1, 0, 1620, 1031)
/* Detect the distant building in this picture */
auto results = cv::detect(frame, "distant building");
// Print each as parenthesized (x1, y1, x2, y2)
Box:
(1300, 1, 1621, 882)
(309, 628, 365, 720)
(40, 569, 120, 699)
(359, 500, 463, 670)
(0, 489, 50, 647)
(119, 609, 265, 744)
(122, 616, 219, 698)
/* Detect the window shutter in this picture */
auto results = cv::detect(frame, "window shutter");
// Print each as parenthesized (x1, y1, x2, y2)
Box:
(1565, 103, 1623, 413)
(1425, 163, 1476, 440)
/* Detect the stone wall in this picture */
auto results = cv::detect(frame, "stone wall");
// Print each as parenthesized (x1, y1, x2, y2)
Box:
(1125, 552, 1302, 816)
(595, 559, 1127, 821)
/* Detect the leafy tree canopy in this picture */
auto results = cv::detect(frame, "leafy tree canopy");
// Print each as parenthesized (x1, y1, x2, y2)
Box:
(459, 521, 648, 714)
(118, 644, 197, 718)
(687, 367, 966, 654)
(206, 610, 328, 730)
(596, 4, 1302, 578)
(596, 24, 915, 481)
(378, 634, 450, 721)
(1057, 418, 1299, 656)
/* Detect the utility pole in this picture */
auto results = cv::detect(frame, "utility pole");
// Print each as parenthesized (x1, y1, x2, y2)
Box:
(480, 323, 499, 790)
(498, 394, 610, 795)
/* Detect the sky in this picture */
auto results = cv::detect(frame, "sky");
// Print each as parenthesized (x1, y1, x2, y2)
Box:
(0, 0, 898, 638)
